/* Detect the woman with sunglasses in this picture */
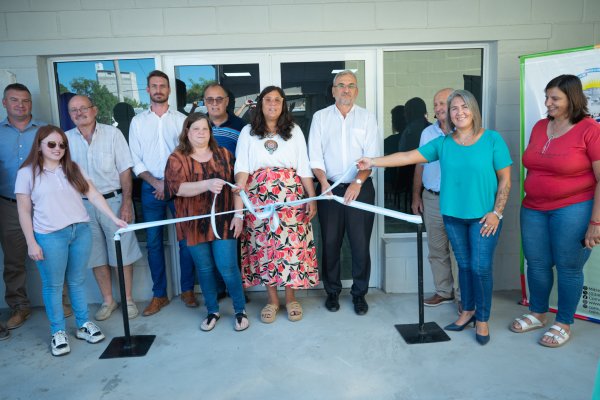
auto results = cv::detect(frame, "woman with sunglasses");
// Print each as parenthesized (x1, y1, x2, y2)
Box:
(234, 86, 318, 324)
(15, 125, 127, 356)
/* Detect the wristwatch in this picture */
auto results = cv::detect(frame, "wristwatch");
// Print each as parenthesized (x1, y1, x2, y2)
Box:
(354, 178, 363, 185)
(493, 210, 503, 220)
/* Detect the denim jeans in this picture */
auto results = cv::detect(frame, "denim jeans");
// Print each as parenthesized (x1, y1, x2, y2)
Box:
(187, 239, 245, 315)
(141, 181, 195, 297)
(521, 200, 593, 325)
(34, 223, 92, 334)
(443, 215, 502, 322)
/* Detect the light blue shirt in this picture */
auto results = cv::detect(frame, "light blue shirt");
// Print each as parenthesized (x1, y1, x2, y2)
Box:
(0, 117, 45, 199)
(418, 130, 512, 219)
(419, 120, 446, 192)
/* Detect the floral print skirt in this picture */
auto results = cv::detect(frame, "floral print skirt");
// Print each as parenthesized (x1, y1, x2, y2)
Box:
(241, 167, 318, 289)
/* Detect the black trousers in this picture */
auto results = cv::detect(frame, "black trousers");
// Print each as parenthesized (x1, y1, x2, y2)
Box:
(317, 178, 375, 297)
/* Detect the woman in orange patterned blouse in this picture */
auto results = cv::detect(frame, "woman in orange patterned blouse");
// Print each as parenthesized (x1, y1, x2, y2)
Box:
(165, 113, 248, 332)
(233, 86, 318, 324)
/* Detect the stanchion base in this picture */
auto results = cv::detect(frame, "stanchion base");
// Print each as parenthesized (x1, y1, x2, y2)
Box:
(99, 335, 156, 359)
(395, 322, 450, 344)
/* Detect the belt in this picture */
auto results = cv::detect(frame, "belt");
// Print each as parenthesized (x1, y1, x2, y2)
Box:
(425, 188, 440, 196)
(83, 189, 122, 200)
(0, 195, 16, 203)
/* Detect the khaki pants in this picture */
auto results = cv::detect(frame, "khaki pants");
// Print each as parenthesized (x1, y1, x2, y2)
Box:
(422, 190, 460, 300)
(0, 198, 30, 310)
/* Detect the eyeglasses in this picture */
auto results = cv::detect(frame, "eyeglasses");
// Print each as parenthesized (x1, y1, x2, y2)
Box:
(68, 105, 94, 114)
(42, 141, 67, 150)
(204, 97, 225, 105)
(262, 97, 283, 104)
(333, 83, 357, 90)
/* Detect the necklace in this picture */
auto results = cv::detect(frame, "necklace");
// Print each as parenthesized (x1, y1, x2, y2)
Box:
(455, 132, 474, 145)
(264, 131, 278, 154)
(543, 120, 572, 154)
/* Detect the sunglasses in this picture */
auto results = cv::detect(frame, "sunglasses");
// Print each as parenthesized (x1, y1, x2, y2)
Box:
(42, 141, 67, 150)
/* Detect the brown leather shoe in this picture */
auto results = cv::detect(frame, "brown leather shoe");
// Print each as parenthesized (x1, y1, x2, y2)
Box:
(7, 308, 31, 330)
(423, 293, 454, 307)
(142, 297, 170, 316)
(180, 290, 199, 308)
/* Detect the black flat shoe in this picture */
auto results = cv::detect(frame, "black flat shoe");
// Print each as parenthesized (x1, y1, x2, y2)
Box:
(325, 292, 340, 312)
(476, 333, 490, 345)
(444, 315, 476, 331)
(352, 295, 368, 315)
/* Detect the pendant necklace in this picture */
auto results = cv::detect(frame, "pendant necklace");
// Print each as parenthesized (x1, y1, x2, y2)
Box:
(264, 131, 278, 154)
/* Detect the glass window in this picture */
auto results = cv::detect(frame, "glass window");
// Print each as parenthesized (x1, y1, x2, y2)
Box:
(382, 48, 483, 233)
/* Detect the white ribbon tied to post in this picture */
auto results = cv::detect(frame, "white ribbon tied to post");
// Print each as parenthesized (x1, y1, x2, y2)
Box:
(114, 164, 422, 240)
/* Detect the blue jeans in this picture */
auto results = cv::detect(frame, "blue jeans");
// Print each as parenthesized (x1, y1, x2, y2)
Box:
(34, 223, 92, 334)
(521, 201, 592, 325)
(187, 239, 245, 315)
(443, 216, 502, 322)
(141, 181, 195, 297)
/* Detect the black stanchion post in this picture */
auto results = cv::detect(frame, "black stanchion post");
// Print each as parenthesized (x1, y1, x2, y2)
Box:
(100, 235, 155, 359)
(395, 223, 451, 344)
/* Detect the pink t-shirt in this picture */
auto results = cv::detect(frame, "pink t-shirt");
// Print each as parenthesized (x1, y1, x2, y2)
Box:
(522, 117, 600, 211)
(15, 164, 90, 233)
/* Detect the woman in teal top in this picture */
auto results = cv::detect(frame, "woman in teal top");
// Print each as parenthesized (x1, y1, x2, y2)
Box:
(358, 90, 512, 345)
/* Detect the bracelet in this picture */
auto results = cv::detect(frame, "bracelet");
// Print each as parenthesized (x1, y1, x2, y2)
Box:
(493, 210, 503, 220)
(234, 213, 244, 220)
(590, 220, 600, 226)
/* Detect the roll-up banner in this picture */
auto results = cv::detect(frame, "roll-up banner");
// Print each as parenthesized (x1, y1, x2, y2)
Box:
(520, 45, 600, 323)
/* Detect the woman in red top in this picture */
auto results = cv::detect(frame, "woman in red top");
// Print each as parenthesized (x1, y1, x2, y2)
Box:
(511, 75, 600, 347)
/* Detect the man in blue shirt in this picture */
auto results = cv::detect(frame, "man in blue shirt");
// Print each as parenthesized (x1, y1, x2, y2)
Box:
(0, 83, 45, 331)
(203, 83, 246, 155)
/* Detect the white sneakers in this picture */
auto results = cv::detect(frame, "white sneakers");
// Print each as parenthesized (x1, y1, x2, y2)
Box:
(51, 331, 70, 356)
(94, 301, 118, 321)
(51, 321, 105, 356)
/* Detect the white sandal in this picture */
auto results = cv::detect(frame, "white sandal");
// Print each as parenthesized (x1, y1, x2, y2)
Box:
(539, 324, 570, 348)
(510, 313, 545, 333)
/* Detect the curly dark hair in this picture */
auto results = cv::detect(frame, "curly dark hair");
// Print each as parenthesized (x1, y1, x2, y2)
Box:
(250, 86, 294, 141)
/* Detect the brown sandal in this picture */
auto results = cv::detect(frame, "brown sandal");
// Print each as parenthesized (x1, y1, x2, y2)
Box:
(286, 301, 303, 322)
(260, 304, 279, 323)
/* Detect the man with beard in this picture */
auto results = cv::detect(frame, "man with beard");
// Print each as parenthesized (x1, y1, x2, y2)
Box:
(308, 70, 379, 315)
(129, 70, 196, 316)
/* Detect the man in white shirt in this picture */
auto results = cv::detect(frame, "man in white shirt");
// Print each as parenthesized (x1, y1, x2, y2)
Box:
(411, 88, 460, 312)
(129, 70, 196, 316)
(66, 95, 142, 321)
(308, 70, 379, 315)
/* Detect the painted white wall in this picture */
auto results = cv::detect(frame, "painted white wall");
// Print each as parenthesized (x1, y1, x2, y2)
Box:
(1, 0, 600, 306)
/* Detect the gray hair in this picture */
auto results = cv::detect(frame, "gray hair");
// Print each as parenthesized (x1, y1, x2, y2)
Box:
(333, 70, 357, 85)
(446, 90, 482, 134)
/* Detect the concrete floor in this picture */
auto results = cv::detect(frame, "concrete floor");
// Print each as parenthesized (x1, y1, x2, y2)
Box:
(0, 289, 598, 400)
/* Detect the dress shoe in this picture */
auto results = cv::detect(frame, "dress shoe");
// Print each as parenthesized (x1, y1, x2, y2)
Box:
(325, 292, 340, 312)
(444, 315, 476, 331)
(476, 333, 490, 345)
(7, 308, 31, 330)
(0, 322, 9, 340)
(181, 290, 199, 308)
(423, 293, 454, 307)
(352, 295, 369, 315)
(142, 297, 170, 316)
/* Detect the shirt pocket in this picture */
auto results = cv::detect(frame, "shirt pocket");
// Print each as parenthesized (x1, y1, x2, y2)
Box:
(94, 152, 115, 174)
(352, 128, 367, 148)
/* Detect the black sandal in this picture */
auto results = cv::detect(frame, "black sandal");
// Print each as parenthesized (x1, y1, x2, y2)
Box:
(234, 312, 249, 332)
(201, 313, 220, 331)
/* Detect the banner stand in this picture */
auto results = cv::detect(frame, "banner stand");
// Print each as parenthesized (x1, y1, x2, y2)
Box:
(395, 224, 451, 344)
(100, 236, 155, 359)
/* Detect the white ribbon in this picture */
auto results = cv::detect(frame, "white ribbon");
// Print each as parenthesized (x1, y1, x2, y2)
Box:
(114, 165, 422, 240)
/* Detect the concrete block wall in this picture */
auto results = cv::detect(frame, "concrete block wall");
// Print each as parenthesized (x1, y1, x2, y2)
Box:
(0, 0, 599, 303)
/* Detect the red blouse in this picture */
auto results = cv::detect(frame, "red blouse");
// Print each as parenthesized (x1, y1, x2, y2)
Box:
(522, 117, 600, 211)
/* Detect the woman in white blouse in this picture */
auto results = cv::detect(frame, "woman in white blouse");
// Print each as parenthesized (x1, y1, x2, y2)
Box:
(233, 86, 318, 324)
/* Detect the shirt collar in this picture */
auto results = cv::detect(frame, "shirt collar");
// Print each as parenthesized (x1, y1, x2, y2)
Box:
(1, 116, 43, 130)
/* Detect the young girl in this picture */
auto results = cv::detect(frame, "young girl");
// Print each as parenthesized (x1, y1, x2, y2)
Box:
(16, 125, 127, 356)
